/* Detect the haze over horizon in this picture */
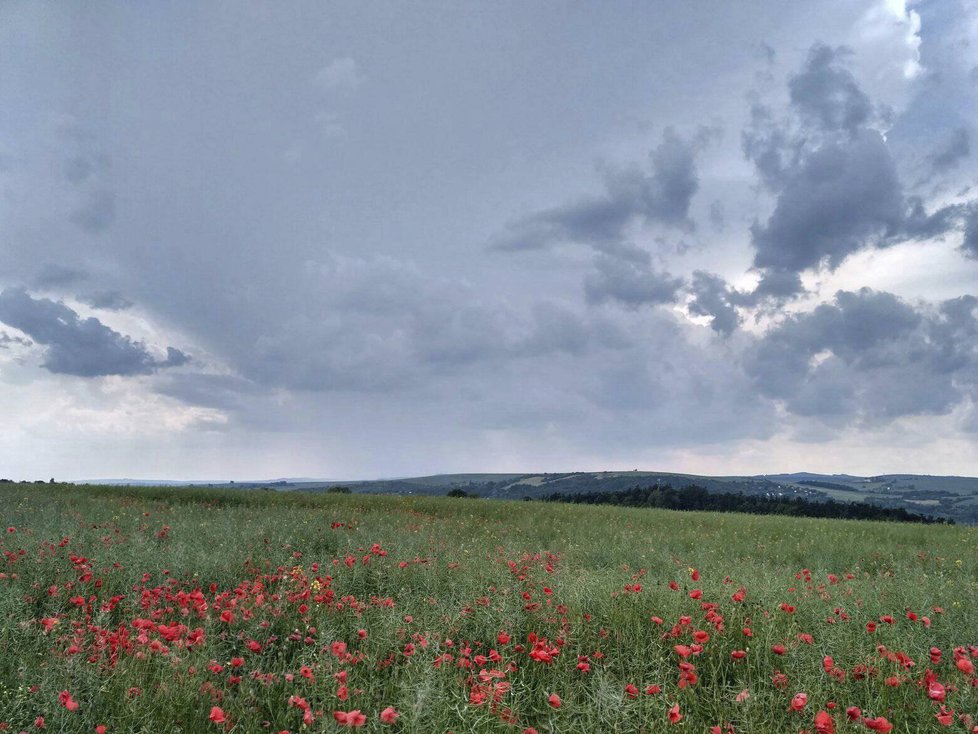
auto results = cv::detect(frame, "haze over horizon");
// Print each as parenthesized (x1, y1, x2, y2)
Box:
(2, 2, 978, 480)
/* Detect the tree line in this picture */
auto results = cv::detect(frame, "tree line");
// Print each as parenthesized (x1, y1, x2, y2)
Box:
(539, 483, 951, 524)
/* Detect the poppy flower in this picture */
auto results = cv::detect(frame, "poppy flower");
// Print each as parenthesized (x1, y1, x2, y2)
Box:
(814, 710, 835, 734)
(380, 707, 399, 724)
(863, 717, 893, 732)
(668, 703, 682, 723)
(789, 692, 808, 712)
(58, 691, 79, 711)
(208, 707, 227, 725)
(548, 693, 562, 708)
(333, 710, 367, 727)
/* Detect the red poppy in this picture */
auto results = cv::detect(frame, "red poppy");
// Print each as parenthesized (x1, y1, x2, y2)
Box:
(789, 692, 808, 712)
(333, 710, 366, 727)
(814, 710, 835, 734)
(863, 717, 893, 732)
(58, 691, 79, 712)
(668, 703, 682, 723)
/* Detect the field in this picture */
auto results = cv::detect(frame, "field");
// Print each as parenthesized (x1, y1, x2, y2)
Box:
(1, 484, 977, 733)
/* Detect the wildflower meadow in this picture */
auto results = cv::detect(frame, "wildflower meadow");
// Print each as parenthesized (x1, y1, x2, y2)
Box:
(1, 483, 976, 733)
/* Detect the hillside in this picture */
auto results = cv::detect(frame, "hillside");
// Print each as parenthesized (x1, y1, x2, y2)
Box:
(308, 470, 978, 525)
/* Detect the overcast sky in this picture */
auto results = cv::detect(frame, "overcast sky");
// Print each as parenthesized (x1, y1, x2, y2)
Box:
(2, 1, 978, 480)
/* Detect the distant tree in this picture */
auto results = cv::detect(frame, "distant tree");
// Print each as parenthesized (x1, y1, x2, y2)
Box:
(327, 486, 352, 494)
(540, 483, 945, 524)
(447, 488, 479, 498)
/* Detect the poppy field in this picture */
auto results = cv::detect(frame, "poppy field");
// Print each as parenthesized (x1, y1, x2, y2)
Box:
(1, 484, 977, 733)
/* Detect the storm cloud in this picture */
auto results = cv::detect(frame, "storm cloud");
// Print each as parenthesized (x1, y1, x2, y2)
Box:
(687, 271, 741, 336)
(0, 288, 188, 377)
(743, 43, 970, 299)
(493, 127, 706, 253)
(746, 289, 978, 423)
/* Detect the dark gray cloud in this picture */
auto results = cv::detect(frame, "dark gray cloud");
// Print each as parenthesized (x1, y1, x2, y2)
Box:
(0, 288, 188, 377)
(751, 129, 904, 273)
(742, 43, 974, 301)
(902, 196, 965, 241)
(788, 44, 874, 136)
(746, 288, 978, 422)
(493, 127, 706, 253)
(77, 291, 133, 311)
(584, 254, 684, 308)
(963, 206, 978, 260)
(687, 271, 740, 336)
(492, 127, 711, 312)
(743, 270, 806, 304)
(741, 103, 799, 190)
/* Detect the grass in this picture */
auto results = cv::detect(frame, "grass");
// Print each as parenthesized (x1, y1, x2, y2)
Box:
(0, 483, 976, 733)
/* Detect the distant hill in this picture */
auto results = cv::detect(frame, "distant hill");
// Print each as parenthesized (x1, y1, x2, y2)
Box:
(69, 470, 978, 524)
(308, 470, 978, 525)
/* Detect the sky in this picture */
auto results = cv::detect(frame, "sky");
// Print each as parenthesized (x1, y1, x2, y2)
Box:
(1, 1, 978, 481)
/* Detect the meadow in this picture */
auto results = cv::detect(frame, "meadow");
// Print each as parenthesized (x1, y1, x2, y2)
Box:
(1, 483, 976, 733)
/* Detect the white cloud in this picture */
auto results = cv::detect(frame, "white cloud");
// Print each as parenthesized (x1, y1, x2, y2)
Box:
(313, 57, 362, 90)
(850, 0, 923, 113)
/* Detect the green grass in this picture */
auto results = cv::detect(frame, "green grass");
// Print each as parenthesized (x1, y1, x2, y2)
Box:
(1, 483, 976, 733)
